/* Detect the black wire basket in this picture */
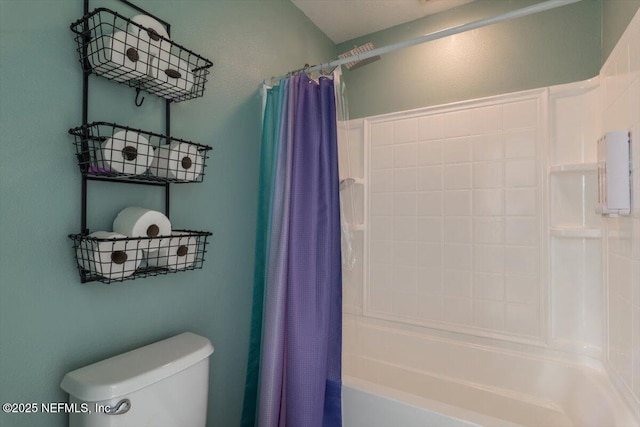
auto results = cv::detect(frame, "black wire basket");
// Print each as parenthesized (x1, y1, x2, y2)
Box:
(70, 229, 212, 284)
(70, 8, 213, 102)
(69, 122, 211, 183)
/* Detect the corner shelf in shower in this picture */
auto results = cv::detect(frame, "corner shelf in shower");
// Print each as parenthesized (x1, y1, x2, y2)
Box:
(69, 0, 214, 284)
(549, 226, 601, 239)
(340, 176, 365, 232)
(548, 160, 601, 240)
(549, 162, 598, 173)
(70, 7, 213, 102)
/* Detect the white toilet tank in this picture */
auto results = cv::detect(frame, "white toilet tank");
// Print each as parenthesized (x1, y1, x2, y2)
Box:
(60, 332, 214, 427)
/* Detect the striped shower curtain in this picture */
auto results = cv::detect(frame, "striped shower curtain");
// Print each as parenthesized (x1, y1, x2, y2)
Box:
(242, 73, 342, 427)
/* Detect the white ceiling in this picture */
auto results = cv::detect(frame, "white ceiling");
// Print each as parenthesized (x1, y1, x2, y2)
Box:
(291, 0, 475, 44)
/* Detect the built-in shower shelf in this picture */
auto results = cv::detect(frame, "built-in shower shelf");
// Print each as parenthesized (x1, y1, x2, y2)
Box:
(341, 177, 365, 185)
(549, 162, 598, 173)
(549, 226, 601, 238)
(350, 223, 365, 231)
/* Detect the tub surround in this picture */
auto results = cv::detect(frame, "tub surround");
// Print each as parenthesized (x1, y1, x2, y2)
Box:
(340, 8, 640, 425)
(601, 6, 640, 420)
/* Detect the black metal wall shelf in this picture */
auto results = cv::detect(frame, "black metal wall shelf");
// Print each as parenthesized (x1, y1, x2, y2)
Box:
(69, 0, 213, 284)
(70, 230, 212, 284)
(70, 122, 212, 184)
(70, 7, 213, 103)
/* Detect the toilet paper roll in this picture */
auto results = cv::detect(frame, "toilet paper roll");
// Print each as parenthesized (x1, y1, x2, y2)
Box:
(146, 232, 197, 270)
(113, 207, 172, 251)
(76, 231, 142, 280)
(97, 130, 154, 175)
(87, 30, 148, 82)
(146, 53, 194, 97)
(128, 15, 170, 57)
(150, 142, 203, 181)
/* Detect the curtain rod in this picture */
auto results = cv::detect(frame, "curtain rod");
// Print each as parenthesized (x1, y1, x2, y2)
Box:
(265, 0, 582, 85)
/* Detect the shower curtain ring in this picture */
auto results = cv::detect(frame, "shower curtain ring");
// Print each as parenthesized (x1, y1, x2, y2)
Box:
(134, 88, 145, 107)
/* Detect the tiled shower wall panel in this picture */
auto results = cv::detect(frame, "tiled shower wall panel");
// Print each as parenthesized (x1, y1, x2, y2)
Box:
(601, 9, 640, 414)
(366, 92, 545, 342)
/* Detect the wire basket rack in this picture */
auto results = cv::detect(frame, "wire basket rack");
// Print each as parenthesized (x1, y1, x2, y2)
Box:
(70, 230, 212, 284)
(69, 122, 211, 183)
(70, 8, 213, 102)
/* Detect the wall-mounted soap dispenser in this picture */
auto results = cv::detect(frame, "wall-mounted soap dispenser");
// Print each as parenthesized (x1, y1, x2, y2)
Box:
(596, 131, 631, 217)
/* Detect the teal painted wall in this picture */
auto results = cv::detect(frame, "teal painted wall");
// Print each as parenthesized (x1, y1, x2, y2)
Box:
(337, 0, 602, 119)
(602, 0, 640, 63)
(0, 1, 334, 426)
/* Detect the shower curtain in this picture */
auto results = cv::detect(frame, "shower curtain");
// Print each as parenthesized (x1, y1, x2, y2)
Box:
(242, 73, 342, 427)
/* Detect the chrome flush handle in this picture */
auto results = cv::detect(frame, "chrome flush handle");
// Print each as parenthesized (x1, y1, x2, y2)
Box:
(105, 398, 131, 415)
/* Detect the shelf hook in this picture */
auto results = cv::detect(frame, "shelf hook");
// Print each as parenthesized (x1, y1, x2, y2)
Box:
(134, 88, 145, 107)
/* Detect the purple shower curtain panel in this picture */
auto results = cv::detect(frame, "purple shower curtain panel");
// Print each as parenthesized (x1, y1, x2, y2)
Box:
(258, 74, 342, 427)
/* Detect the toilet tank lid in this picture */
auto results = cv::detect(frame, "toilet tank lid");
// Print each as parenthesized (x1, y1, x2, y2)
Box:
(60, 332, 214, 401)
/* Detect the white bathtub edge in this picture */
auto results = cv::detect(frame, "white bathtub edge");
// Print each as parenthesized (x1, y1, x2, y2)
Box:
(344, 315, 640, 426)
(342, 375, 522, 427)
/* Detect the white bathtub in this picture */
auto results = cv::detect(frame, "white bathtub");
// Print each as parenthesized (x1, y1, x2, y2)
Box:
(343, 377, 515, 427)
(343, 316, 639, 427)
